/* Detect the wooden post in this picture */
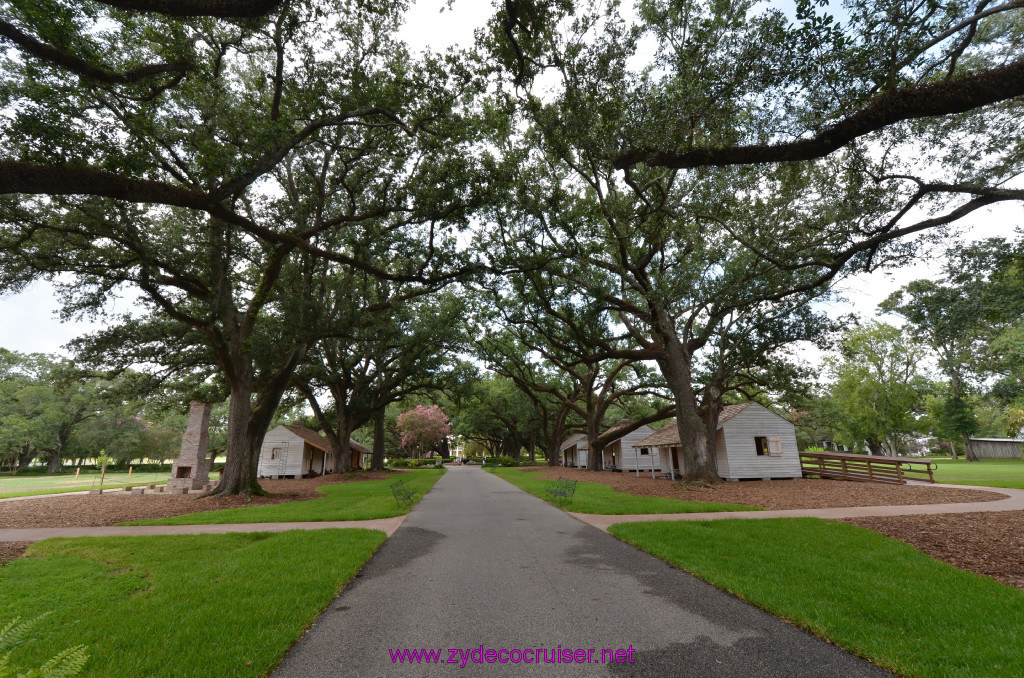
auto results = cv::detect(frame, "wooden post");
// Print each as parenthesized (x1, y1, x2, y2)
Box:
(897, 463, 904, 484)
(128, 466, 132, 478)
(75, 467, 80, 480)
(99, 463, 107, 487)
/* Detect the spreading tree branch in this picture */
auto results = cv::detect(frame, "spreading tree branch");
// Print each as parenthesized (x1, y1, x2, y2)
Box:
(615, 58, 1024, 169)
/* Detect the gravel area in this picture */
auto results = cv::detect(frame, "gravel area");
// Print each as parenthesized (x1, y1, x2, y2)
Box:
(0, 471, 393, 529)
(518, 467, 1006, 509)
(846, 512, 1024, 591)
(0, 541, 30, 566)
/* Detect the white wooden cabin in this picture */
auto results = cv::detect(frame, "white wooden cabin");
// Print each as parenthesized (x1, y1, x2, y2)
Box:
(604, 422, 656, 472)
(258, 424, 370, 478)
(560, 434, 587, 468)
(632, 403, 801, 480)
(560, 422, 657, 471)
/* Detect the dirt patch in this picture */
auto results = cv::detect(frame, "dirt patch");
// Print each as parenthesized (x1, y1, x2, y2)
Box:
(846, 512, 1024, 591)
(0, 471, 394, 529)
(0, 541, 30, 567)
(516, 467, 1005, 509)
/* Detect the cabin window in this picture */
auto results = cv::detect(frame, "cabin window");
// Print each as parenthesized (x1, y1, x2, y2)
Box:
(754, 437, 769, 456)
(271, 447, 281, 460)
(639, 447, 650, 455)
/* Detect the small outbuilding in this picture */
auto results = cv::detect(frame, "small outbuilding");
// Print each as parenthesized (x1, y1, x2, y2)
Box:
(966, 437, 1023, 460)
(560, 433, 588, 468)
(258, 423, 369, 478)
(560, 422, 657, 471)
(633, 402, 801, 480)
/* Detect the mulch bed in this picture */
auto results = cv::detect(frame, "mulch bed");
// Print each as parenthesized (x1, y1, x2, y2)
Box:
(0, 471, 394, 530)
(0, 542, 30, 567)
(846, 512, 1024, 591)
(520, 467, 1005, 509)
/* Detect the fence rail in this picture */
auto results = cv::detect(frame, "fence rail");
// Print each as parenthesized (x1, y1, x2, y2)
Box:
(799, 451, 936, 485)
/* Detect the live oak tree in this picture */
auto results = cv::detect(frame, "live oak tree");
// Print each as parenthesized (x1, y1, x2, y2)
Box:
(290, 278, 471, 473)
(482, 0, 1024, 481)
(0, 0, 479, 495)
(474, 275, 674, 470)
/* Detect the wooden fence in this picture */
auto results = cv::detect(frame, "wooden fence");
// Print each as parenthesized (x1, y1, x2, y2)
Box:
(799, 451, 936, 485)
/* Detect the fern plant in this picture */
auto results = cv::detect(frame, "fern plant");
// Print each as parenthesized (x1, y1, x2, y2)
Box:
(0, 615, 88, 678)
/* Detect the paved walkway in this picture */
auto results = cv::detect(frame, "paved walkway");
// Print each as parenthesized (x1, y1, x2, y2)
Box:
(0, 490, 91, 503)
(271, 466, 890, 677)
(0, 517, 406, 542)
(572, 483, 1024, 531)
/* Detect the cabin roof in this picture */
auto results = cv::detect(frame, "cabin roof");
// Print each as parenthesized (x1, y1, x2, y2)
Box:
(632, 403, 754, 448)
(280, 424, 371, 455)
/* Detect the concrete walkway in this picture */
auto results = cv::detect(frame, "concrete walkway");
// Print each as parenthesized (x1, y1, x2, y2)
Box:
(0, 490, 92, 503)
(271, 466, 890, 677)
(0, 516, 407, 542)
(572, 483, 1024, 531)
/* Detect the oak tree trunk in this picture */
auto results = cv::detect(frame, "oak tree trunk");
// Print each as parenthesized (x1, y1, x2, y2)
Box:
(371, 407, 386, 471)
(653, 309, 720, 482)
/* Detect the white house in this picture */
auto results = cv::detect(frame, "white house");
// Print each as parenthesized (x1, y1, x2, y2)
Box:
(560, 433, 588, 468)
(257, 423, 370, 478)
(560, 422, 657, 471)
(632, 402, 802, 480)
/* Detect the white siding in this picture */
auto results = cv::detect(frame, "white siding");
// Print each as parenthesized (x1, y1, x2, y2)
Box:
(258, 427, 306, 478)
(718, 404, 801, 479)
(622, 426, 658, 473)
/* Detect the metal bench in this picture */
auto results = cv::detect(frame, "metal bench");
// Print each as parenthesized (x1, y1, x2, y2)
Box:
(545, 478, 577, 507)
(390, 479, 417, 508)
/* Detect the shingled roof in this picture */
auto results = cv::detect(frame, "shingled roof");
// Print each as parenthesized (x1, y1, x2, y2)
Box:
(282, 424, 371, 454)
(559, 433, 587, 452)
(633, 403, 753, 448)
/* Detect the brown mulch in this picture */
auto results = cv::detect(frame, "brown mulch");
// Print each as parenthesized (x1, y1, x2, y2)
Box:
(518, 467, 1006, 509)
(0, 541, 30, 567)
(846, 512, 1024, 591)
(0, 471, 393, 529)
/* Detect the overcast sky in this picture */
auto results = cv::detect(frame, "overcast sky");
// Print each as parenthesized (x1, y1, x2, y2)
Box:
(0, 0, 1019, 363)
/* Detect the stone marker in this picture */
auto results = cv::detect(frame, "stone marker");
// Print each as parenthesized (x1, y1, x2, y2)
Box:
(131, 487, 145, 495)
(167, 402, 213, 492)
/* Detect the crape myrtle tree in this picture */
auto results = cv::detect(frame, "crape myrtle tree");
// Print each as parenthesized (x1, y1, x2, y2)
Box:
(0, 0, 480, 495)
(481, 0, 1024, 482)
(396, 404, 451, 459)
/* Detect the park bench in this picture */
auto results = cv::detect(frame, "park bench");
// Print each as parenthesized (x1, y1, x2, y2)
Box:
(545, 478, 577, 507)
(390, 479, 417, 508)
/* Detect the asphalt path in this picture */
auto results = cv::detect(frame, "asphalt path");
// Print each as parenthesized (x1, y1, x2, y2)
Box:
(273, 466, 891, 677)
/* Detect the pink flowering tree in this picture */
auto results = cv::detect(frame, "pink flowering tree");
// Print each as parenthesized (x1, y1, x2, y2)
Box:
(397, 405, 451, 458)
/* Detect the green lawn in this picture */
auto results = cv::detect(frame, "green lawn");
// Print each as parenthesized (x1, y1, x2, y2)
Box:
(0, 530, 384, 677)
(0, 470, 172, 499)
(611, 518, 1024, 677)
(931, 458, 1024, 489)
(487, 467, 758, 514)
(124, 468, 443, 525)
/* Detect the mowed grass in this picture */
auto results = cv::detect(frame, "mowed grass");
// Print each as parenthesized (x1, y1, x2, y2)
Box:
(611, 518, 1024, 677)
(0, 530, 385, 677)
(0, 470, 172, 498)
(487, 467, 758, 514)
(931, 458, 1024, 489)
(125, 468, 443, 525)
